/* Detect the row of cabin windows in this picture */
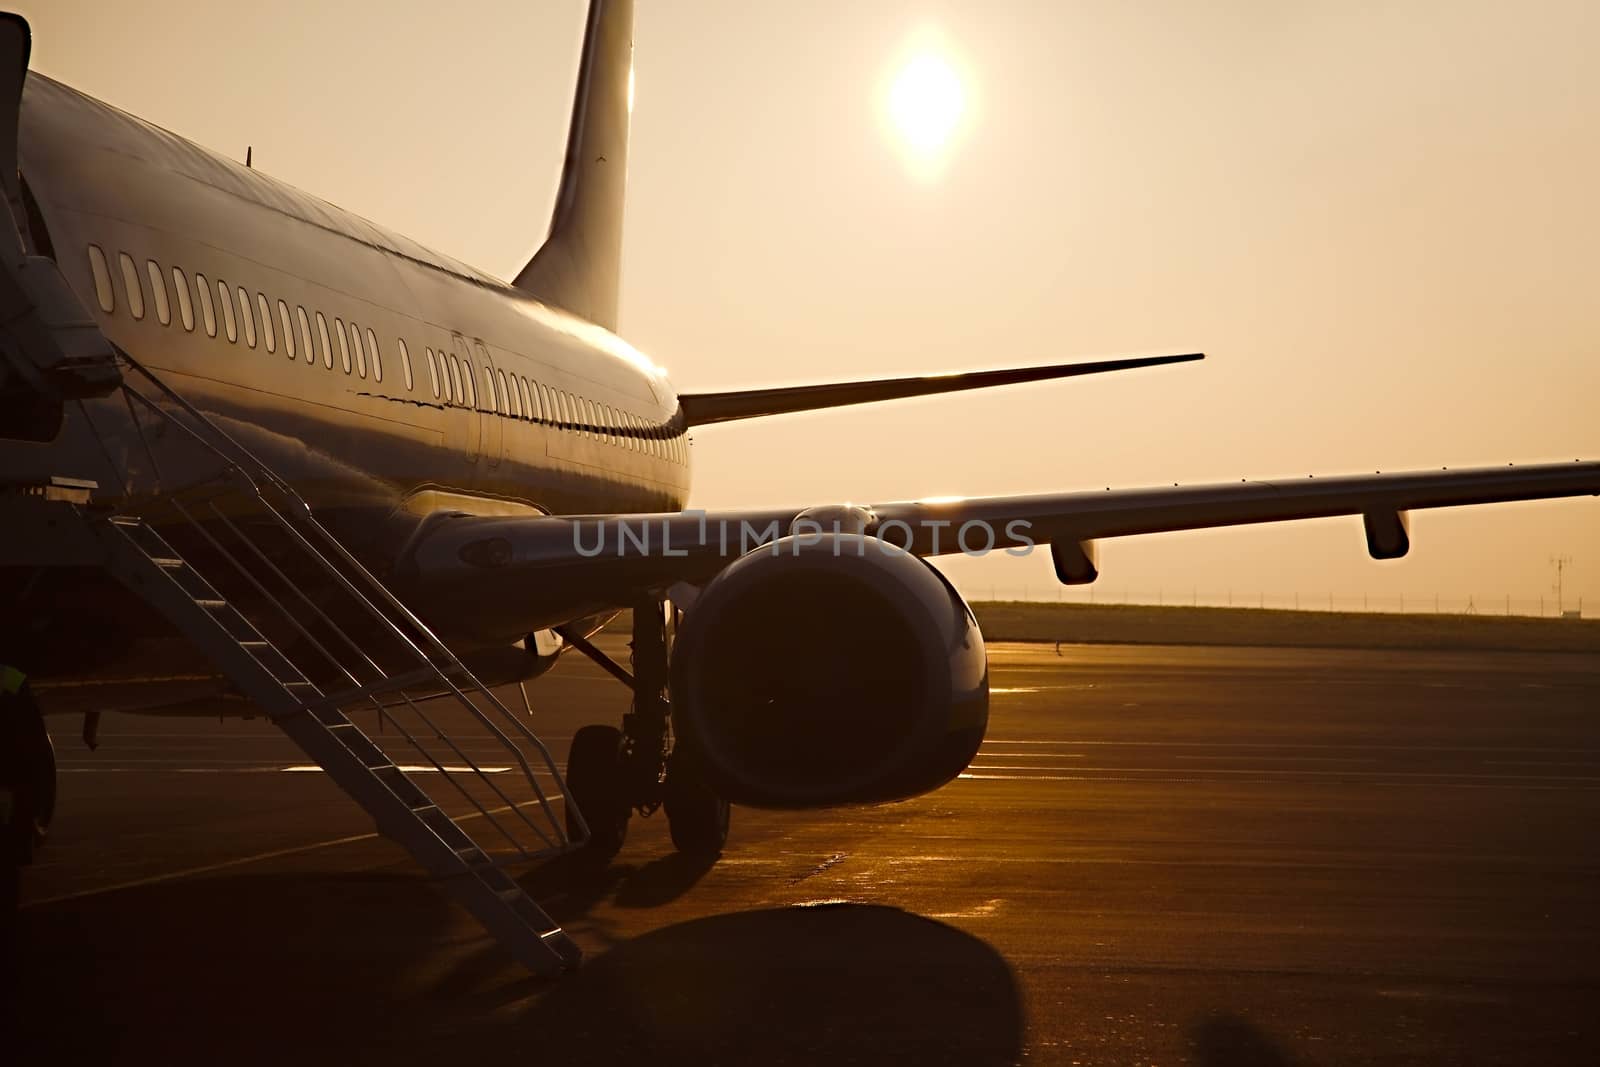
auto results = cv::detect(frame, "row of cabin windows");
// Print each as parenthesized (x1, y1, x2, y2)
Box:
(416, 344, 688, 463)
(86, 245, 688, 464)
(89, 244, 386, 383)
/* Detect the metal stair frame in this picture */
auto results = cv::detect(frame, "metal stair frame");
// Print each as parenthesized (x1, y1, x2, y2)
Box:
(6, 354, 591, 976)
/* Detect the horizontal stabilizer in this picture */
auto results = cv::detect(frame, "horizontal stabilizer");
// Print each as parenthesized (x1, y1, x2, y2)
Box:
(677, 352, 1203, 427)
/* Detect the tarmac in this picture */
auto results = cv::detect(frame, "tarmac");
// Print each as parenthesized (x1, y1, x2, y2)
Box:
(10, 639, 1600, 1065)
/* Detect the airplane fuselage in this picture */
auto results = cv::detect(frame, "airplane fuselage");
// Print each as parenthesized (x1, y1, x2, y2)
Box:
(13, 74, 691, 535)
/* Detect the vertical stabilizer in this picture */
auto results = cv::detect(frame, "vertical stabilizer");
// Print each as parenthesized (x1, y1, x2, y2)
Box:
(512, 0, 633, 331)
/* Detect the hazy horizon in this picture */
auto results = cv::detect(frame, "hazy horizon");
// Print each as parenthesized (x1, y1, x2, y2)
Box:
(23, 0, 1598, 609)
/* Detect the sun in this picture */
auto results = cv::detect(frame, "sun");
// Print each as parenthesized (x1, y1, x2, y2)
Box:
(886, 50, 966, 174)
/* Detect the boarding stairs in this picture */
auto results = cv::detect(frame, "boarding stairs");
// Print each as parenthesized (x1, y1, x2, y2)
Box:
(5, 359, 588, 976)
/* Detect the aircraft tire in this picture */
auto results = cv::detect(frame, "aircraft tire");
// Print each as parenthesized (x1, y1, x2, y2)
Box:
(663, 751, 730, 857)
(564, 724, 629, 857)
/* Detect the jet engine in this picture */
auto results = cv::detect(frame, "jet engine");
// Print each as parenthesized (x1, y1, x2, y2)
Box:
(670, 533, 989, 808)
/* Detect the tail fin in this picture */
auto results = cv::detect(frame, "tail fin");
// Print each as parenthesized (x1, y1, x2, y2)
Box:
(512, 0, 633, 331)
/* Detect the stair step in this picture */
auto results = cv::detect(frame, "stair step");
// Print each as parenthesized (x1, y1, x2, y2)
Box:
(455, 846, 492, 868)
(151, 557, 185, 569)
(325, 724, 389, 766)
(194, 598, 227, 610)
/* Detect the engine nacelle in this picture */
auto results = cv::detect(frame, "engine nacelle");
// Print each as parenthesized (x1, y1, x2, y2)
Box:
(670, 534, 989, 808)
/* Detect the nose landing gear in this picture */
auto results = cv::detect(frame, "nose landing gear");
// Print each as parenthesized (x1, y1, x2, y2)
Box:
(560, 596, 729, 861)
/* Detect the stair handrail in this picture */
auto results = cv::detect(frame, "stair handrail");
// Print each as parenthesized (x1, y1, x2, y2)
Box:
(114, 355, 575, 850)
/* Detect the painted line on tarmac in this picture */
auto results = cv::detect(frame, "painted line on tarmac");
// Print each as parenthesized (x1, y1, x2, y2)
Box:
(23, 830, 387, 906)
(964, 764, 1600, 781)
(24, 796, 566, 908)
(58, 765, 547, 775)
(981, 739, 1600, 753)
(957, 772, 1600, 791)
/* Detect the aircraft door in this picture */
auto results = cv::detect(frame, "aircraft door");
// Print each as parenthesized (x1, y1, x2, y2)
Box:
(473, 340, 503, 468)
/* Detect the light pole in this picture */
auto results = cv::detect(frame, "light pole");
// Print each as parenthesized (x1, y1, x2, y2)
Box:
(1551, 555, 1574, 615)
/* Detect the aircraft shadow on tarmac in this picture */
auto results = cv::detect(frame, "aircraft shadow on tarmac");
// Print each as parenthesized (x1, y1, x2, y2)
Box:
(10, 870, 1025, 1066)
(1190, 1013, 1301, 1067)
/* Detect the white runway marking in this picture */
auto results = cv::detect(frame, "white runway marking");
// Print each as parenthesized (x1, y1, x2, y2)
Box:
(956, 773, 1600, 791)
(282, 765, 512, 774)
(24, 795, 565, 907)
(964, 764, 1600, 781)
(59, 765, 540, 775)
(981, 739, 1600, 753)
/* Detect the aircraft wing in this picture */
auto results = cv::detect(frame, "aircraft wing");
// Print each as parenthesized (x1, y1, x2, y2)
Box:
(398, 460, 1598, 639)
(676, 353, 1204, 425)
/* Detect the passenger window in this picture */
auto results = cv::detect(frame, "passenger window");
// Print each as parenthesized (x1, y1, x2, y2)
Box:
(145, 261, 170, 325)
(398, 338, 412, 391)
(277, 300, 295, 359)
(217, 280, 236, 341)
(463, 359, 477, 408)
(366, 328, 381, 383)
(170, 267, 194, 331)
(481, 365, 495, 412)
(537, 383, 550, 421)
(350, 322, 366, 378)
(296, 307, 313, 364)
(424, 347, 440, 399)
(257, 293, 274, 353)
(237, 286, 256, 348)
(315, 311, 332, 369)
(585, 399, 597, 438)
(334, 317, 350, 373)
(448, 354, 462, 403)
(118, 252, 145, 320)
(503, 370, 518, 417)
(518, 376, 532, 420)
(194, 273, 216, 337)
(88, 245, 115, 312)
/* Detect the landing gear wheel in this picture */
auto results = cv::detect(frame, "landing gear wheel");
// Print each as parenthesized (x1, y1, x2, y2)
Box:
(565, 724, 629, 858)
(663, 751, 730, 857)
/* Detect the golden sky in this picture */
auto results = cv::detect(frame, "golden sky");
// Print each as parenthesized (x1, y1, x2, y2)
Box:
(23, 0, 1598, 610)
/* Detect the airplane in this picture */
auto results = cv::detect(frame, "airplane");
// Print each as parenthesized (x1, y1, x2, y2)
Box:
(1, 0, 1594, 973)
